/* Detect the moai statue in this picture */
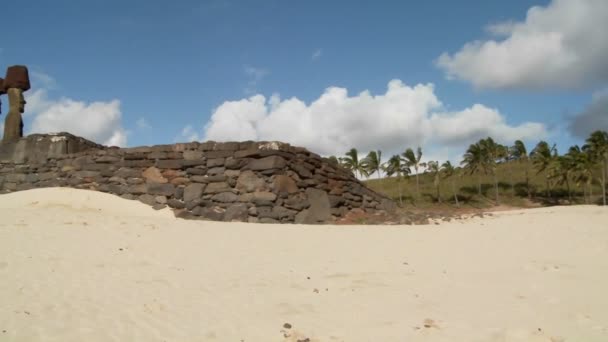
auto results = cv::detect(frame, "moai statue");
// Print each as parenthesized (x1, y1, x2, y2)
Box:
(0, 77, 5, 115)
(2, 65, 30, 143)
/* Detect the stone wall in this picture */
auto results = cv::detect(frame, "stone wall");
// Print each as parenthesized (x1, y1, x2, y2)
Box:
(0, 133, 395, 224)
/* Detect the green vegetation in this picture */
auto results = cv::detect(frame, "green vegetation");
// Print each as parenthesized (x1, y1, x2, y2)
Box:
(330, 130, 608, 209)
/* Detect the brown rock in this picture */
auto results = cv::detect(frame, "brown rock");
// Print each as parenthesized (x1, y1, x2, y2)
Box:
(236, 170, 266, 193)
(272, 175, 298, 194)
(146, 182, 175, 196)
(142, 167, 167, 183)
(184, 183, 205, 203)
(204, 182, 231, 194)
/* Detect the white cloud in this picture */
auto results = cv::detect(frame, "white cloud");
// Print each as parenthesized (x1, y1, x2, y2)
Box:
(175, 125, 201, 142)
(26, 88, 127, 147)
(29, 98, 127, 147)
(135, 117, 152, 130)
(201, 79, 546, 157)
(244, 66, 268, 94)
(312, 49, 323, 61)
(569, 88, 608, 138)
(437, 0, 608, 89)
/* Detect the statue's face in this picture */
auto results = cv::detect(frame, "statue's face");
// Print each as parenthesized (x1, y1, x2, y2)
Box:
(7, 88, 26, 113)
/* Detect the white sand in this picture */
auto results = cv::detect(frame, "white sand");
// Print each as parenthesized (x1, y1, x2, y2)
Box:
(1, 188, 607, 342)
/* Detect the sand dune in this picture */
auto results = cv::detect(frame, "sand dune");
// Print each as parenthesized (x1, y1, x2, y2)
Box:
(1, 188, 607, 341)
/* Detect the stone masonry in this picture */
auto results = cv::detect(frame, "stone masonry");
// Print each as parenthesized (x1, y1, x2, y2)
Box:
(0, 133, 396, 224)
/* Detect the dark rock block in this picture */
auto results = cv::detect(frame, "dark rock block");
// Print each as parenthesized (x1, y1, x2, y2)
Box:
(247, 156, 286, 171)
(211, 191, 238, 203)
(156, 159, 183, 169)
(184, 183, 205, 203)
(224, 204, 248, 221)
(146, 182, 175, 196)
(167, 198, 185, 209)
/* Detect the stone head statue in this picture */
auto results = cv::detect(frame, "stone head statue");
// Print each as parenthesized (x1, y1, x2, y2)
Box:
(0, 77, 5, 115)
(2, 65, 30, 143)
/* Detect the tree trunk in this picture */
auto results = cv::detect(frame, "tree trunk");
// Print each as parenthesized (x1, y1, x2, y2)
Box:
(602, 160, 607, 206)
(452, 180, 460, 207)
(477, 174, 482, 196)
(546, 175, 551, 199)
(493, 171, 499, 205)
(415, 169, 420, 196)
(398, 177, 403, 206)
(524, 163, 531, 198)
(436, 181, 441, 203)
(566, 177, 571, 202)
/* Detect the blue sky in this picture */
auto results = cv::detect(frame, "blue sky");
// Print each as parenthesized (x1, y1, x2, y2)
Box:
(1, 0, 606, 162)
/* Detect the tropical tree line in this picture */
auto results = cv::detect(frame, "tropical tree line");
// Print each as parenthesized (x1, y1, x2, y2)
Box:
(329, 130, 608, 206)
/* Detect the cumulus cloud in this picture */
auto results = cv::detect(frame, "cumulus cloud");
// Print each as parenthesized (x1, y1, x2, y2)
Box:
(569, 89, 608, 138)
(24, 86, 128, 147)
(312, 49, 323, 61)
(175, 125, 202, 142)
(202, 79, 546, 157)
(437, 0, 608, 89)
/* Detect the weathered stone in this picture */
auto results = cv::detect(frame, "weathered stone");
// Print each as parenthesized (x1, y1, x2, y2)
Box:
(214, 142, 240, 151)
(138, 194, 156, 206)
(122, 159, 154, 168)
(257, 206, 279, 219)
(114, 167, 141, 178)
(205, 150, 234, 158)
(246, 156, 286, 171)
(126, 177, 144, 185)
(183, 150, 203, 160)
(224, 169, 240, 178)
(293, 188, 331, 224)
(156, 159, 183, 169)
(204, 182, 231, 194)
(184, 183, 205, 203)
(170, 177, 190, 186)
(6, 173, 26, 182)
(142, 166, 167, 184)
(95, 155, 120, 163)
(186, 167, 207, 175)
(291, 163, 313, 179)
(225, 157, 246, 169)
(152, 203, 167, 210)
(272, 206, 297, 220)
(234, 149, 261, 159)
(174, 186, 184, 199)
(283, 193, 310, 210)
(252, 191, 277, 203)
(224, 204, 249, 222)
(120, 193, 135, 200)
(380, 198, 397, 212)
(124, 152, 148, 160)
(191, 175, 226, 183)
(167, 198, 185, 209)
(272, 175, 298, 194)
(75, 171, 100, 178)
(328, 195, 346, 208)
(155, 196, 167, 204)
(148, 151, 168, 159)
(207, 158, 225, 167)
(198, 206, 225, 221)
(236, 170, 266, 193)
(259, 217, 279, 224)
(146, 182, 175, 196)
(207, 167, 225, 176)
(16, 183, 34, 191)
(211, 192, 238, 203)
(182, 159, 207, 167)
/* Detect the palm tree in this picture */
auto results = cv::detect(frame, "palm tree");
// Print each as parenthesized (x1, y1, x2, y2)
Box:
(426, 161, 442, 203)
(461, 142, 485, 196)
(511, 140, 530, 197)
(531, 141, 557, 198)
(361, 150, 383, 179)
(341, 148, 367, 179)
(479, 137, 503, 204)
(569, 146, 596, 203)
(384, 154, 410, 205)
(549, 152, 577, 202)
(402, 147, 423, 195)
(583, 130, 608, 206)
(441, 161, 460, 207)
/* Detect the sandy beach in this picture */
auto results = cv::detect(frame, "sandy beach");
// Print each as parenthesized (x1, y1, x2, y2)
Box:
(0, 188, 607, 341)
